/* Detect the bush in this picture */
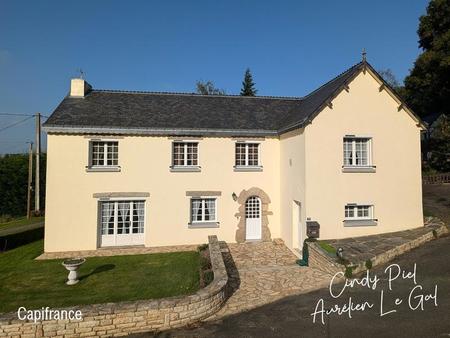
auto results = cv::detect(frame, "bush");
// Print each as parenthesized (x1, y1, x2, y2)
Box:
(365, 259, 373, 270)
(344, 266, 354, 279)
(197, 243, 208, 252)
(432, 229, 438, 239)
(203, 270, 214, 286)
(199, 255, 211, 271)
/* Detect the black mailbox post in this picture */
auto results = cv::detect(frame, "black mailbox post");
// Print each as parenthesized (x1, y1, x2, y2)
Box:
(306, 221, 320, 238)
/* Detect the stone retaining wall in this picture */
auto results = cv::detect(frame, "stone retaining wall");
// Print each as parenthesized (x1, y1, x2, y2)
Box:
(351, 223, 448, 274)
(308, 223, 448, 276)
(0, 235, 228, 337)
(307, 242, 342, 275)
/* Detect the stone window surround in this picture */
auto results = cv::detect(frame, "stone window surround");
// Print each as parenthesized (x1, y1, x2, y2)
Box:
(234, 187, 272, 243)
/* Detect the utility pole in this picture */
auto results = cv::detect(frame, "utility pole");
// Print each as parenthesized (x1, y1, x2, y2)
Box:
(35, 113, 41, 215)
(27, 142, 33, 220)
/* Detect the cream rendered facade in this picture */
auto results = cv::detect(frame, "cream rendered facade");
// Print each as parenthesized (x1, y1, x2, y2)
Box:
(279, 70, 423, 251)
(44, 136, 281, 252)
(44, 66, 424, 253)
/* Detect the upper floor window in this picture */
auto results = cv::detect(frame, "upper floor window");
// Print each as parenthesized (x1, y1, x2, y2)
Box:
(172, 142, 199, 167)
(235, 142, 260, 167)
(91, 141, 118, 167)
(343, 137, 372, 167)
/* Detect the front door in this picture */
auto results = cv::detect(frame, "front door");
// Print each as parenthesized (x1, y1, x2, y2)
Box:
(100, 200, 145, 247)
(245, 196, 262, 240)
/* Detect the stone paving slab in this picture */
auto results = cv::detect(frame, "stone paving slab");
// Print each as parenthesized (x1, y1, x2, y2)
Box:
(326, 220, 448, 265)
(207, 240, 332, 319)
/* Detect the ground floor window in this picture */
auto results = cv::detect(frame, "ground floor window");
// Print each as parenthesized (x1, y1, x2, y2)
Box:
(344, 204, 373, 220)
(101, 200, 145, 235)
(190, 198, 216, 223)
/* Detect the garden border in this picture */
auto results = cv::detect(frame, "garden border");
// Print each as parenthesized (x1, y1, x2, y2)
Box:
(0, 235, 228, 337)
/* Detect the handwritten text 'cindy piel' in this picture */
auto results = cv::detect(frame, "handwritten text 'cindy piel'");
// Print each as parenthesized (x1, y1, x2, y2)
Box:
(311, 263, 438, 324)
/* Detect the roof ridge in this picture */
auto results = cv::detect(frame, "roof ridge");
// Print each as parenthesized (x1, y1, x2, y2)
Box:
(92, 89, 304, 101)
(300, 61, 364, 99)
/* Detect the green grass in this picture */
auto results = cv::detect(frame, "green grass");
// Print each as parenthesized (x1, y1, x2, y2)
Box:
(318, 241, 337, 255)
(0, 216, 44, 230)
(0, 240, 200, 313)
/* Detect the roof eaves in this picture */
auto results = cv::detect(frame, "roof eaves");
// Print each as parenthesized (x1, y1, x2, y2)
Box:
(42, 125, 279, 137)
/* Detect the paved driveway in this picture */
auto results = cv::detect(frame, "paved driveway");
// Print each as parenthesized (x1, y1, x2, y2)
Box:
(153, 236, 450, 338)
(209, 240, 332, 318)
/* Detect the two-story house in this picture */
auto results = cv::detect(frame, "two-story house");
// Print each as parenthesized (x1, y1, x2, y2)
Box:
(43, 60, 426, 255)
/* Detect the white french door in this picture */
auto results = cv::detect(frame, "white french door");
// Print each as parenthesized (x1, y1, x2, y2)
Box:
(100, 200, 145, 247)
(245, 196, 262, 240)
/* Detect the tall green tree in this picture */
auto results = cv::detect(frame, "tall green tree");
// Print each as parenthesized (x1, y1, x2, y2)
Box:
(426, 115, 450, 172)
(240, 68, 257, 96)
(196, 80, 226, 95)
(0, 154, 46, 218)
(403, 0, 450, 118)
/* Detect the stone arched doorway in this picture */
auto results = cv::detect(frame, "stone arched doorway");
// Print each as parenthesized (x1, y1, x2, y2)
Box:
(234, 187, 272, 243)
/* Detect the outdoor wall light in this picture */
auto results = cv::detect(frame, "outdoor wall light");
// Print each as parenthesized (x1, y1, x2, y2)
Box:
(232, 192, 238, 201)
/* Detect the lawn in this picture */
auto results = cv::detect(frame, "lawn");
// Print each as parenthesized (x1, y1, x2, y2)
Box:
(0, 216, 44, 230)
(317, 240, 336, 255)
(0, 240, 200, 313)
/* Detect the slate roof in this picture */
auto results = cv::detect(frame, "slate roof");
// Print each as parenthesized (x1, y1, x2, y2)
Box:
(43, 61, 405, 136)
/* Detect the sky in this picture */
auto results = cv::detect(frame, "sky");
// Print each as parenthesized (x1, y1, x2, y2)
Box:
(0, 0, 429, 154)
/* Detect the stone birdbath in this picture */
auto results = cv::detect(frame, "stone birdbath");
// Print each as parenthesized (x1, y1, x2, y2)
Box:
(62, 258, 86, 285)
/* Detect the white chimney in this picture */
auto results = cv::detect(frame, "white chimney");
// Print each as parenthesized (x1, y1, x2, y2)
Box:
(70, 78, 92, 97)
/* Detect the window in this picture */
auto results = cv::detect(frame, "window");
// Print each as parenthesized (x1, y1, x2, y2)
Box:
(343, 137, 371, 166)
(344, 205, 373, 220)
(172, 142, 198, 167)
(235, 143, 259, 166)
(100, 200, 145, 235)
(91, 141, 118, 167)
(190, 198, 216, 223)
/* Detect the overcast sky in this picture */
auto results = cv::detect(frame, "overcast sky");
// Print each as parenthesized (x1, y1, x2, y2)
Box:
(0, 0, 429, 154)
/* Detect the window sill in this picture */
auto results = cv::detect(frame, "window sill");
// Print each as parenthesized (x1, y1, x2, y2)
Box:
(233, 165, 263, 172)
(342, 166, 376, 173)
(170, 166, 201, 172)
(343, 219, 378, 227)
(86, 166, 121, 172)
(188, 222, 220, 228)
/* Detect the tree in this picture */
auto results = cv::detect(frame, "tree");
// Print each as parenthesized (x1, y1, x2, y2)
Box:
(426, 115, 450, 172)
(377, 69, 401, 89)
(403, 0, 450, 118)
(196, 80, 226, 95)
(0, 154, 46, 218)
(240, 68, 257, 96)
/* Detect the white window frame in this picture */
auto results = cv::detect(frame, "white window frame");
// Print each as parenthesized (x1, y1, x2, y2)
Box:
(344, 204, 374, 220)
(88, 140, 120, 171)
(99, 198, 146, 246)
(343, 137, 372, 167)
(171, 141, 200, 170)
(234, 141, 263, 172)
(190, 198, 217, 224)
